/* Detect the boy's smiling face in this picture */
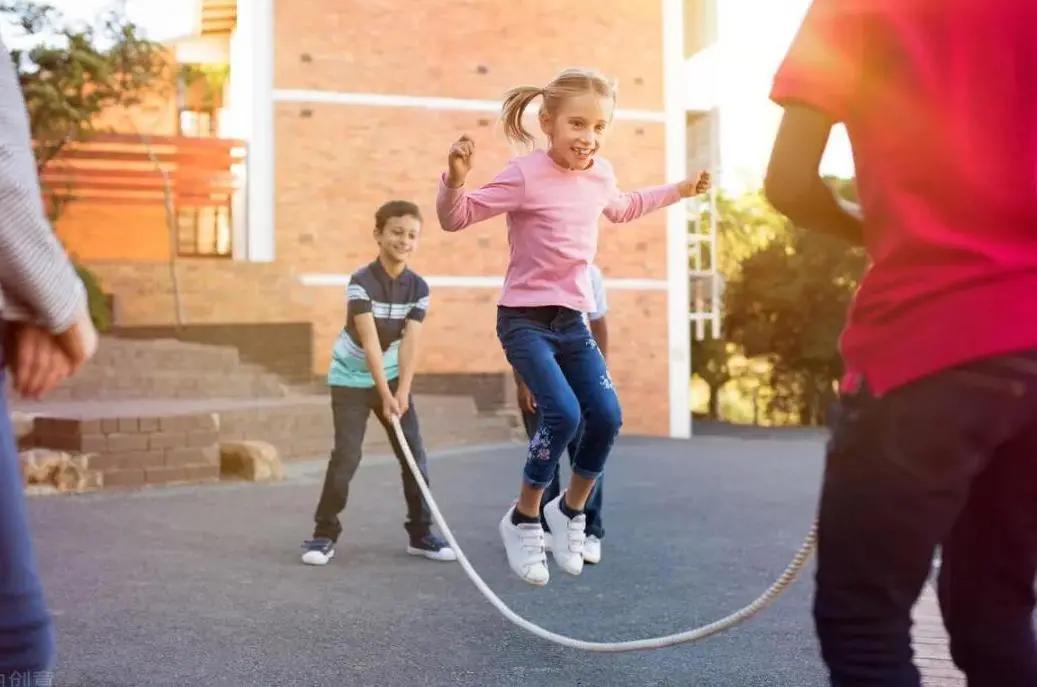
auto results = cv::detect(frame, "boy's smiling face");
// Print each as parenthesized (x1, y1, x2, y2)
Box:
(375, 214, 421, 265)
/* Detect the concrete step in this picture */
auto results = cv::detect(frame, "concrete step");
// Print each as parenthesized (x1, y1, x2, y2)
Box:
(92, 337, 242, 370)
(42, 337, 288, 401)
(42, 369, 286, 401)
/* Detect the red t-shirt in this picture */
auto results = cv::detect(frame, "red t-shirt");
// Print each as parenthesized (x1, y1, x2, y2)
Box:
(772, 0, 1037, 394)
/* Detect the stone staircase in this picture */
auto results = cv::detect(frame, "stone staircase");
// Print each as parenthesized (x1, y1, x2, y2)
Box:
(40, 337, 287, 401)
(11, 336, 519, 490)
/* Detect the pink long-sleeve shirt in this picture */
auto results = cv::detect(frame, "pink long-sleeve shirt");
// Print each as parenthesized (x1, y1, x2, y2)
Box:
(437, 149, 681, 313)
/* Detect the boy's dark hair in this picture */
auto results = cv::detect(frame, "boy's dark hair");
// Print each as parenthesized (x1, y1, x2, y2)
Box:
(375, 200, 422, 231)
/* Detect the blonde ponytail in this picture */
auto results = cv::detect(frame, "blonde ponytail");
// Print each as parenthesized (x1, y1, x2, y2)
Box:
(499, 68, 618, 150)
(501, 86, 543, 149)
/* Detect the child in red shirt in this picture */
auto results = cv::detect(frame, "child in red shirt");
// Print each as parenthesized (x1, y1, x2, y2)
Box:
(767, 1, 1037, 684)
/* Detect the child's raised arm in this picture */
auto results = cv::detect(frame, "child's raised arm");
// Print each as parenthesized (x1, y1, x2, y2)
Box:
(603, 169, 710, 224)
(436, 136, 524, 232)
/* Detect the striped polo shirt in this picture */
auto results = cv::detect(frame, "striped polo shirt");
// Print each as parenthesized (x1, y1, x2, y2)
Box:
(327, 259, 430, 388)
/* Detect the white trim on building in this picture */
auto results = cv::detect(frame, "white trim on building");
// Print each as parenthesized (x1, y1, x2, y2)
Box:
(231, 0, 275, 262)
(273, 89, 666, 123)
(298, 273, 668, 291)
(663, 0, 691, 439)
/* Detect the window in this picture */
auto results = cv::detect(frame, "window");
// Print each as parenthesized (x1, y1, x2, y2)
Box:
(177, 205, 232, 257)
(684, 0, 718, 58)
(687, 108, 720, 174)
(179, 109, 217, 137)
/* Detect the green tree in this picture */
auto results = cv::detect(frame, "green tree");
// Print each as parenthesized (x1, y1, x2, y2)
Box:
(722, 183, 867, 425)
(2, 1, 167, 197)
(691, 336, 733, 420)
(691, 190, 797, 422)
(2, 1, 167, 330)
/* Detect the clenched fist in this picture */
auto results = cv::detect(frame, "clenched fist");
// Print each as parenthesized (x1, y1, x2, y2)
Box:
(446, 135, 475, 188)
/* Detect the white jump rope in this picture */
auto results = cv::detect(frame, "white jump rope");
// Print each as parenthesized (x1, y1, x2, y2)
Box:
(390, 416, 818, 653)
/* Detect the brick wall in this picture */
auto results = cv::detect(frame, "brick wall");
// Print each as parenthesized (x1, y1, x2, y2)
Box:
(274, 0, 664, 109)
(273, 0, 673, 435)
(58, 204, 169, 263)
(34, 414, 220, 488)
(80, 0, 676, 436)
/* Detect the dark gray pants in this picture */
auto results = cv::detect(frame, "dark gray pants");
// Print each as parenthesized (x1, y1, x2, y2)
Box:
(313, 381, 432, 542)
(817, 351, 1037, 686)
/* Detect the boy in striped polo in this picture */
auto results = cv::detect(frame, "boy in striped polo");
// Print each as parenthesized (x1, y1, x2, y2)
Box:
(302, 201, 455, 566)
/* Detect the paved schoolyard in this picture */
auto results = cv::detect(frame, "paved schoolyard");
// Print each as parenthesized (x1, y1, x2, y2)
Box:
(28, 432, 836, 686)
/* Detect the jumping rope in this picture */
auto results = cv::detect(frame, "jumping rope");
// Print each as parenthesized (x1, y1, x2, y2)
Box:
(390, 416, 818, 653)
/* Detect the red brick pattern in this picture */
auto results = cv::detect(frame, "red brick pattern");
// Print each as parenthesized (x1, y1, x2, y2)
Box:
(274, 0, 664, 110)
(75, 1, 675, 436)
(33, 413, 221, 489)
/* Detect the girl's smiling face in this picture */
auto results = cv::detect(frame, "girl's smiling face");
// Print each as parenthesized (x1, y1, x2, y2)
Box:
(540, 92, 614, 170)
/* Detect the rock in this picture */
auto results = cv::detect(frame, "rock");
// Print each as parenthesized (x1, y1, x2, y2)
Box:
(24, 484, 60, 497)
(19, 448, 100, 493)
(219, 440, 283, 482)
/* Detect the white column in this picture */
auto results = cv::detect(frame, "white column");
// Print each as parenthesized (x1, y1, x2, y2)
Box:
(663, 0, 690, 439)
(232, 0, 275, 262)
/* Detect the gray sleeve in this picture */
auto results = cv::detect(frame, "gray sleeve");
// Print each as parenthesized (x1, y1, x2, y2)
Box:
(0, 38, 85, 332)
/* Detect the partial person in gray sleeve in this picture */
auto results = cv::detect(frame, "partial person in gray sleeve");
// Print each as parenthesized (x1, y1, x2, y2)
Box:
(0, 36, 99, 683)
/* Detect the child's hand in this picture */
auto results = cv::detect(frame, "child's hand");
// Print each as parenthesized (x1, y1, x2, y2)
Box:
(516, 379, 537, 414)
(381, 393, 403, 421)
(55, 306, 99, 374)
(6, 323, 74, 399)
(394, 388, 411, 417)
(678, 170, 712, 198)
(447, 135, 475, 188)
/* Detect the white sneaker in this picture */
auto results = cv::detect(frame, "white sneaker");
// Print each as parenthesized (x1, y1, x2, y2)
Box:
(543, 531, 553, 553)
(406, 533, 457, 562)
(301, 538, 335, 566)
(499, 507, 549, 586)
(541, 495, 586, 576)
(583, 535, 602, 565)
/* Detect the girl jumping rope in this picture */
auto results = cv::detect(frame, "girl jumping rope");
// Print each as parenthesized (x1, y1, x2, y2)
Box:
(436, 67, 710, 586)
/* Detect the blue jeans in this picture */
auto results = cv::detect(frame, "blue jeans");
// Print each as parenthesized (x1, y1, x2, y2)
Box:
(0, 363, 55, 679)
(496, 306, 621, 488)
(520, 409, 605, 538)
(817, 351, 1037, 686)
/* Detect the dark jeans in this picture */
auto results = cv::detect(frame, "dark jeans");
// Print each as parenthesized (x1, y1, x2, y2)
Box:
(312, 380, 432, 542)
(520, 408, 604, 539)
(0, 352, 55, 678)
(497, 306, 621, 488)
(816, 350, 1037, 686)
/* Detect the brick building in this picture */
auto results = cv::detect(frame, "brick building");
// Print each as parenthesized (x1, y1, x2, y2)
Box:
(55, 0, 698, 437)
